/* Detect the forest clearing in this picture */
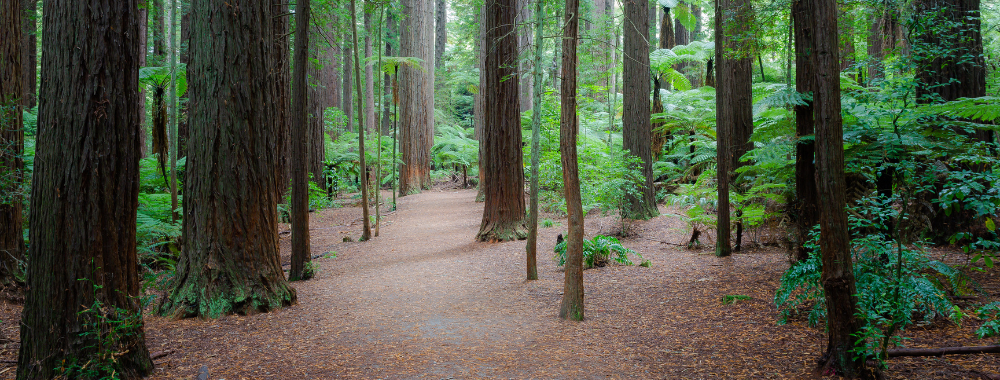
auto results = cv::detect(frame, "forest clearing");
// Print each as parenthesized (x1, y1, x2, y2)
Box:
(2, 0, 1000, 378)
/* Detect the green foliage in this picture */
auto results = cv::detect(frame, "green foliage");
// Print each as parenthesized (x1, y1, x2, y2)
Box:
(553, 235, 645, 269)
(57, 279, 146, 380)
(976, 302, 1000, 341)
(722, 295, 751, 305)
(139, 64, 188, 96)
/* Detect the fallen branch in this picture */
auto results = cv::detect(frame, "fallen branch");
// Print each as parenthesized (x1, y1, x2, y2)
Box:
(638, 236, 687, 247)
(887, 345, 1000, 357)
(151, 350, 176, 360)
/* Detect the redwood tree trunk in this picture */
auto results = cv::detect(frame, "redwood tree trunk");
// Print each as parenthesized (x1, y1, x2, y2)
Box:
(623, 0, 658, 220)
(813, 0, 870, 376)
(290, 0, 312, 281)
(559, 0, 585, 322)
(398, 0, 435, 195)
(381, 11, 397, 135)
(273, 0, 290, 194)
(342, 44, 354, 132)
(792, 0, 819, 263)
(20, 0, 36, 109)
(715, 0, 753, 255)
(16, 0, 154, 377)
(364, 9, 376, 134)
(160, 0, 297, 319)
(1, 0, 25, 287)
(477, 0, 526, 242)
(309, 37, 327, 188)
(517, 0, 533, 112)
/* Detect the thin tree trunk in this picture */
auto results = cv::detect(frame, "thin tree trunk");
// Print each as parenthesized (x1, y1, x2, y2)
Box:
(381, 11, 397, 135)
(436, 0, 446, 68)
(478, 0, 526, 242)
(168, 0, 180, 223)
(559, 0, 584, 322)
(1, 0, 25, 287)
(526, 0, 545, 281)
(399, 0, 434, 195)
(517, 0, 533, 112)
(290, 0, 312, 281)
(659, 6, 673, 49)
(351, 0, 372, 241)
(624, 0, 658, 220)
(160, 0, 297, 319)
(714, 0, 731, 257)
(792, 0, 818, 263)
(364, 9, 375, 134)
(813, 0, 871, 376)
(343, 44, 354, 132)
(274, 0, 291, 199)
(16, 0, 154, 376)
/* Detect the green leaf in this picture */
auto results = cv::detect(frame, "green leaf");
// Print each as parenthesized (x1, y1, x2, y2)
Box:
(986, 218, 996, 232)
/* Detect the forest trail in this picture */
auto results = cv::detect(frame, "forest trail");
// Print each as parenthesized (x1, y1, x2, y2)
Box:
(141, 189, 832, 379)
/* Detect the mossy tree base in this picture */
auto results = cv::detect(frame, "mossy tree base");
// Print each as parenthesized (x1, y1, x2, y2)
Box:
(476, 221, 528, 242)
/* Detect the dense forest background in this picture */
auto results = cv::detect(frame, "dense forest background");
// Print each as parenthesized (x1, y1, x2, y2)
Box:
(1, 0, 1000, 378)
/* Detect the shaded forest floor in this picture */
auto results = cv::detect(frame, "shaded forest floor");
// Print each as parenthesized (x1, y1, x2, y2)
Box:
(1, 187, 998, 379)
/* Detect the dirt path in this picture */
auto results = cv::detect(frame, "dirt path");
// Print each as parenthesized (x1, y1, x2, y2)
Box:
(2, 188, 994, 379)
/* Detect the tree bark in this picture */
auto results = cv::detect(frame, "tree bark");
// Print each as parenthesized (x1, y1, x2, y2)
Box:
(887, 345, 1000, 357)
(351, 0, 373, 241)
(309, 34, 327, 188)
(792, 0, 818, 263)
(517, 0, 534, 112)
(477, 0, 526, 242)
(16, 0, 154, 377)
(659, 7, 673, 50)
(1, 0, 25, 287)
(623, 0, 658, 220)
(290, 0, 312, 281)
(152, 0, 166, 61)
(526, 0, 545, 281)
(399, 0, 435, 195)
(914, 0, 986, 103)
(342, 44, 354, 132)
(436, 0, 446, 69)
(559, 0, 585, 322)
(715, 0, 753, 255)
(160, 0, 297, 319)
(813, 0, 871, 376)
(20, 0, 36, 109)
(273, 0, 291, 198)
(381, 11, 397, 135)
(364, 9, 376, 134)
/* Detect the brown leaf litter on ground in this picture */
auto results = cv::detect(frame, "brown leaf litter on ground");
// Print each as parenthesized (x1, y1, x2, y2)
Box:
(0, 188, 997, 379)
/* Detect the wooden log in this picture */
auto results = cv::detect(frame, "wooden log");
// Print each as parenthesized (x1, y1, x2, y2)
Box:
(887, 345, 1000, 357)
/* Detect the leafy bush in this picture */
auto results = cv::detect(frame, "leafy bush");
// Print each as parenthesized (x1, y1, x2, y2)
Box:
(553, 235, 646, 269)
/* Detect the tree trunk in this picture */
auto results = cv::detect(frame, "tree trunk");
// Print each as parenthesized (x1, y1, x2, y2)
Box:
(326, 39, 343, 141)
(364, 9, 376, 134)
(813, 0, 872, 376)
(436, 0, 446, 69)
(649, 0, 658, 45)
(559, 0, 585, 322)
(152, 0, 166, 60)
(309, 37, 327, 188)
(838, 2, 855, 73)
(517, 0, 533, 112)
(792, 0, 818, 263)
(381, 11, 397, 135)
(290, 0, 312, 281)
(914, 0, 986, 104)
(623, 0, 658, 220)
(526, 0, 545, 281)
(273, 0, 291, 198)
(16, 0, 154, 377)
(351, 0, 373, 241)
(659, 6, 673, 50)
(160, 0, 297, 319)
(20, 0, 36, 109)
(399, 0, 435, 195)
(1, 0, 25, 287)
(715, 0, 753, 255)
(866, 6, 898, 82)
(342, 44, 354, 132)
(477, 0, 526, 242)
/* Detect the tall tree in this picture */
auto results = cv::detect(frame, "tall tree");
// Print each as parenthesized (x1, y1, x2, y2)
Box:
(151, 0, 166, 61)
(398, 0, 435, 194)
(914, 0, 985, 104)
(477, 0, 526, 242)
(436, 0, 446, 68)
(1, 0, 24, 287)
(343, 43, 355, 132)
(290, 0, 313, 281)
(813, 0, 870, 376)
(792, 0, 818, 263)
(560, 0, 585, 321)
(623, 0, 658, 220)
(364, 8, 376, 133)
(517, 0, 533, 112)
(714, 0, 753, 256)
(381, 10, 398, 135)
(351, 0, 373, 241)
(273, 0, 291, 196)
(160, 0, 297, 318)
(16, 0, 154, 377)
(20, 0, 36, 109)
(660, 5, 674, 50)
(526, 0, 545, 281)
(309, 33, 328, 188)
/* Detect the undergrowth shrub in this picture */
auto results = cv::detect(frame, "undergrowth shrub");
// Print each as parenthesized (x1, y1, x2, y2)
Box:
(553, 235, 647, 269)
